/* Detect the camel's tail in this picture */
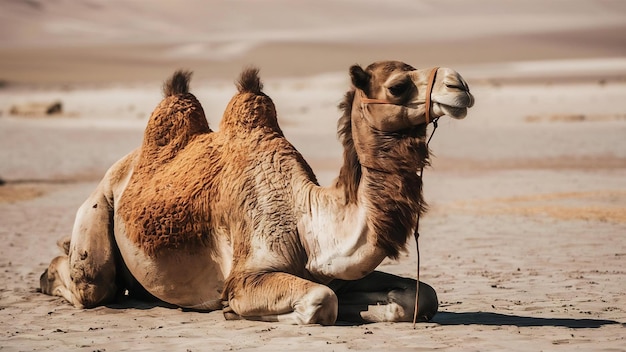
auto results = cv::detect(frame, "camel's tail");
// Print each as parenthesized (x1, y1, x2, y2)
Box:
(163, 70, 192, 96)
(236, 67, 263, 94)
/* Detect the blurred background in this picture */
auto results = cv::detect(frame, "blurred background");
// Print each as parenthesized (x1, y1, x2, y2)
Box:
(1, 0, 625, 85)
(1, 0, 625, 184)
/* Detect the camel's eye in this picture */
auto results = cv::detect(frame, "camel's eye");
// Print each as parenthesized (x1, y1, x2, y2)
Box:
(388, 81, 411, 97)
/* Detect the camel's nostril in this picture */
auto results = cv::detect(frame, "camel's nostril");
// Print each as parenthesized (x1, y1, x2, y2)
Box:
(443, 72, 470, 92)
(445, 83, 467, 91)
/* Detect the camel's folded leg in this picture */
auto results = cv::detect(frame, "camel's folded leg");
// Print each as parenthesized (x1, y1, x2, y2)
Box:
(329, 271, 438, 323)
(222, 272, 338, 325)
(40, 184, 119, 308)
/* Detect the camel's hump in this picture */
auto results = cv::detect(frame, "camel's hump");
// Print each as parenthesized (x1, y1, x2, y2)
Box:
(163, 70, 192, 96)
(236, 67, 263, 94)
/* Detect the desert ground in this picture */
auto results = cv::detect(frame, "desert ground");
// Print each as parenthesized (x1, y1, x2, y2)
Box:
(1, 0, 625, 351)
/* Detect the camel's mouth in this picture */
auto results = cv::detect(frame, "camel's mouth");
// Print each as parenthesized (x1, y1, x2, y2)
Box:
(423, 68, 474, 120)
(434, 90, 474, 120)
(440, 105, 468, 120)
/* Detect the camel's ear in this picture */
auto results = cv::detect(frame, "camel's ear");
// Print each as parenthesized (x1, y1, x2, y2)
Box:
(349, 65, 370, 91)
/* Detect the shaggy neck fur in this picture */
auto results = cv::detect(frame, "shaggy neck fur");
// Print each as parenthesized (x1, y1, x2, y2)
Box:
(333, 89, 429, 259)
(299, 88, 430, 282)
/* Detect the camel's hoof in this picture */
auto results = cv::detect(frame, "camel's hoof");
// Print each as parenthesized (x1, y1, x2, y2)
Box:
(39, 269, 52, 295)
(222, 301, 243, 320)
(223, 311, 243, 320)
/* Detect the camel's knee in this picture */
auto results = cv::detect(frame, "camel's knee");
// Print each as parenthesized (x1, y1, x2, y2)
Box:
(39, 255, 117, 309)
(71, 280, 117, 308)
(69, 258, 118, 308)
(295, 285, 338, 325)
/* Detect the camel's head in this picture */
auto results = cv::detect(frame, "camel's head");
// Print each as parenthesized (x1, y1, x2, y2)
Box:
(350, 61, 474, 131)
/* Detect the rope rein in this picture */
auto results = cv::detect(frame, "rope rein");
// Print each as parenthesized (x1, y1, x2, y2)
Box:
(412, 116, 439, 328)
(412, 67, 439, 328)
(358, 67, 440, 328)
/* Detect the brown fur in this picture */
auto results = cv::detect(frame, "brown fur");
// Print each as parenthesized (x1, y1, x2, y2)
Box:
(336, 85, 429, 259)
(119, 68, 315, 260)
(369, 61, 416, 76)
(220, 68, 281, 135)
(335, 90, 361, 204)
(236, 67, 263, 94)
(163, 70, 192, 97)
(119, 71, 214, 255)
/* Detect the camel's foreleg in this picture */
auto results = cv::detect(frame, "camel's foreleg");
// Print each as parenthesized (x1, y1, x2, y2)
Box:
(40, 185, 119, 308)
(329, 271, 438, 323)
(222, 272, 338, 325)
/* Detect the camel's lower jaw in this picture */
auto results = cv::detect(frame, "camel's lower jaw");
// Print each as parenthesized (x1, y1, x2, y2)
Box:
(433, 89, 474, 120)
(440, 105, 468, 120)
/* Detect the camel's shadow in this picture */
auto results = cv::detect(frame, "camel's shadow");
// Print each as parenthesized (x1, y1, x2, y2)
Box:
(432, 311, 623, 329)
(103, 298, 623, 329)
(105, 297, 179, 311)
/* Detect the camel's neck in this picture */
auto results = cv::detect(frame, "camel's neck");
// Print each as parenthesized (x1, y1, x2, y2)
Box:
(297, 93, 428, 283)
(297, 184, 379, 282)
(299, 167, 423, 282)
(301, 158, 427, 283)
(345, 94, 429, 259)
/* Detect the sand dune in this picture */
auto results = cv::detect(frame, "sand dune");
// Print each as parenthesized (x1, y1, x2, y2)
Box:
(1, 0, 625, 84)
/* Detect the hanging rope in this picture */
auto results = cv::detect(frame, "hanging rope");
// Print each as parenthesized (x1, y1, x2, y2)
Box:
(412, 116, 439, 328)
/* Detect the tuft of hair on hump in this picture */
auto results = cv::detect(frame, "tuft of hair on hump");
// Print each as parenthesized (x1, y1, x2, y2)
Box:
(236, 67, 263, 94)
(163, 70, 192, 97)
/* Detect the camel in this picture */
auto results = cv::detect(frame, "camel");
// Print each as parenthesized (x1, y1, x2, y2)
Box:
(40, 61, 474, 325)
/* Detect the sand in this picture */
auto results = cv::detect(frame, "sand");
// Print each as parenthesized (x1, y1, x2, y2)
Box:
(1, 1, 625, 351)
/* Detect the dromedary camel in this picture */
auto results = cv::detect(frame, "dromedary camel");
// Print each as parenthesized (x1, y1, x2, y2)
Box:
(40, 61, 474, 324)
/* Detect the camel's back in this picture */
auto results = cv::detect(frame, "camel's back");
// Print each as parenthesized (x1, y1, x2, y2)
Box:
(115, 68, 315, 260)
